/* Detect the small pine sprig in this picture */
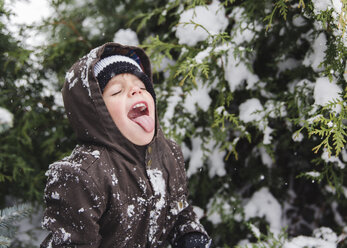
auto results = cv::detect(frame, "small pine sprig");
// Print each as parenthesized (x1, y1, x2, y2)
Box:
(297, 170, 323, 184)
(0, 173, 12, 183)
(188, 0, 206, 9)
(235, 223, 288, 248)
(308, 99, 347, 157)
(141, 35, 182, 72)
(338, 0, 347, 34)
(0, 203, 32, 248)
(0, 236, 11, 248)
(264, 0, 305, 30)
(221, 0, 237, 6)
(212, 106, 251, 160)
(174, 57, 210, 86)
(212, 106, 239, 132)
(128, 8, 164, 32)
(299, 159, 345, 197)
(178, 20, 232, 47)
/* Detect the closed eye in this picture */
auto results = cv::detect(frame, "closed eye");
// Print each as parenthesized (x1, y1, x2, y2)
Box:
(111, 90, 121, 96)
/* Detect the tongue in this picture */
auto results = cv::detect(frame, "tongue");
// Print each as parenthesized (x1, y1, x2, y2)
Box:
(132, 115, 155, 133)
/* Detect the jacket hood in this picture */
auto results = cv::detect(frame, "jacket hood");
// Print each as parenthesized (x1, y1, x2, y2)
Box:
(62, 42, 158, 160)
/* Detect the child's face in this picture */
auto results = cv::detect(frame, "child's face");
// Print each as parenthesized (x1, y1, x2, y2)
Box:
(102, 73, 155, 146)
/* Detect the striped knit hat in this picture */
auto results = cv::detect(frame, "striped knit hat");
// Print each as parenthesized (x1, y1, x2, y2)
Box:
(94, 51, 155, 101)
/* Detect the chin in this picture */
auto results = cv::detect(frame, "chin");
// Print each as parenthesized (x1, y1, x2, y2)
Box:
(132, 137, 153, 146)
(128, 131, 154, 146)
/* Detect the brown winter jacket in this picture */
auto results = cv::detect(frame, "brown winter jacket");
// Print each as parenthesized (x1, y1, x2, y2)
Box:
(41, 42, 208, 248)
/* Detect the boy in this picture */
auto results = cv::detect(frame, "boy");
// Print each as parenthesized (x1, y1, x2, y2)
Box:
(41, 42, 211, 247)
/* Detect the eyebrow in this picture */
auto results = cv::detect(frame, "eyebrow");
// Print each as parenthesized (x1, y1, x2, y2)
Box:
(108, 75, 145, 88)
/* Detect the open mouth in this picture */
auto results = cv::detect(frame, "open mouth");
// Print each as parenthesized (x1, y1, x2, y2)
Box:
(127, 102, 154, 133)
(128, 102, 149, 118)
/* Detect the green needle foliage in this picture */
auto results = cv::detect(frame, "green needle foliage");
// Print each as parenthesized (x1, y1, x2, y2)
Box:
(0, 203, 32, 248)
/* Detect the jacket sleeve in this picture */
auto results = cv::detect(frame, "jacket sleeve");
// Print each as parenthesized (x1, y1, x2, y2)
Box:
(40, 162, 106, 248)
(167, 140, 211, 247)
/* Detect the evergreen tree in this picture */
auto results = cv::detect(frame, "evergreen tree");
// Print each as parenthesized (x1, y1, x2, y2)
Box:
(0, 0, 75, 205)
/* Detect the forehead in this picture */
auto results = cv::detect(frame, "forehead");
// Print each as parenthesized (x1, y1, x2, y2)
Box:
(108, 73, 143, 85)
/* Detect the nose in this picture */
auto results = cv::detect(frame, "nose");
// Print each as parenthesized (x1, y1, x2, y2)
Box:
(129, 85, 142, 96)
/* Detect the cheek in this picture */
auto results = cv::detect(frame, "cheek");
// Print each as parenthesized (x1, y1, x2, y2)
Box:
(145, 93, 155, 116)
(105, 99, 124, 123)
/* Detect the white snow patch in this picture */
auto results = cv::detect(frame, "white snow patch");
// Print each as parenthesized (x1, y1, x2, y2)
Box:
(284, 236, 336, 248)
(79, 47, 99, 97)
(303, 33, 327, 72)
(259, 147, 273, 168)
(127, 204, 135, 217)
(265, 100, 287, 118)
(147, 169, 166, 197)
(207, 211, 222, 225)
(113, 28, 139, 46)
(111, 173, 118, 186)
(162, 86, 183, 130)
(195, 47, 213, 64)
(193, 206, 204, 219)
(195, 43, 231, 64)
(175, 0, 228, 46)
(229, 7, 262, 45)
(239, 98, 265, 124)
(65, 70, 78, 90)
(147, 169, 166, 242)
(186, 137, 204, 177)
(244, 187, 282, 234)
(311, 0, 344, 32)
(283, 226, 338, 248)
(42, 216, 56, 227)
(311, 0, 333, 14)
(91, 150, 100, 159)
(249, 223, 261, 239)
(207, 142, 226, 178)
(183, 79, 212, 114)
(206, 197, 222, 225)
(321, 149, 345, 169)
(51, 192, 60, 200)
(305, 171, 321, 178)
(341, 149, 347, 162)
(277, 58, 301, 75)
(224, 49, 259, 92)
(0, 107, 13, 133)
(82, 16, 104, 37)
(313, 227, 338, 243)
(6, 0, 52, 47)
(263, 126, 273, 145)
(206, 196, 235, 226)
(292, 132, 304, 142)
(292, 15, 307, 27)
(59, 228, 71, 242)
(313, 77, 342, 113)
